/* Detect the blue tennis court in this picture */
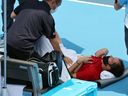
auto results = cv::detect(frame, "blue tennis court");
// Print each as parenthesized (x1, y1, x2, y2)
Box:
(54, 1, 128, 96)
(53, 0, 127, 60)
(0, 0, 128, 96)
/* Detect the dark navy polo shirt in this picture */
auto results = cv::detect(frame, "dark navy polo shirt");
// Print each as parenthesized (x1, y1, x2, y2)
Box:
(7, 1, 55, 52)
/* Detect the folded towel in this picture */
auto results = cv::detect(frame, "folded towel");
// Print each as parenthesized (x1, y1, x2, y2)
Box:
(59, 43, 78, 64)
(100, 70, 115, 80)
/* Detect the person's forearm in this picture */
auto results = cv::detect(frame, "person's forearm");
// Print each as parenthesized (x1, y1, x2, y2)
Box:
(114, 0, 122, 10)
(69, 60, 82, 73)
(50, 33, 74, 65)
(73, 63, 83, 73)
(95, 48, 109, 57)
(69, 56, 92, 73)
(50, 36, 62, 53)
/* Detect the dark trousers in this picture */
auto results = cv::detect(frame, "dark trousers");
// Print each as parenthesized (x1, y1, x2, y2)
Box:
(7, 44, 42, 60)
(125, 26, 128, 55)
(1, 0, 26, 31)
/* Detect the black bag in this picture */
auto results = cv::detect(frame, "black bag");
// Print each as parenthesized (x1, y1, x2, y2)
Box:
(28, 51, 63, 88)
(38, 61, 60, 88)
(41, 51, 63, 75)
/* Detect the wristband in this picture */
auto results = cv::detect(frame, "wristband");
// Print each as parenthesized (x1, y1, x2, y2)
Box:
(76, 60, 81, 64)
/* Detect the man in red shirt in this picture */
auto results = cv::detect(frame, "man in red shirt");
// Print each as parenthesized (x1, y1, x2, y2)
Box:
(69, 48, 124, 81)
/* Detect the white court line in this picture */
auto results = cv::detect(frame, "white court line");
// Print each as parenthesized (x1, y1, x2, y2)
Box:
(69, 0, 125, 9)
(69, 0, 114, 8)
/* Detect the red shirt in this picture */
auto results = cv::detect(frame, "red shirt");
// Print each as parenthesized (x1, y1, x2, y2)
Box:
(76, 56, 103, 81)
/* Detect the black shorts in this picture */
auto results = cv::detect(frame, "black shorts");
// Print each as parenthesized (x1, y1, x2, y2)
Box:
(7, 44, 42, 60)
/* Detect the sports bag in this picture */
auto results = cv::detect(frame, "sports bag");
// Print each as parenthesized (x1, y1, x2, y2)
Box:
(28, 51, 63, 88)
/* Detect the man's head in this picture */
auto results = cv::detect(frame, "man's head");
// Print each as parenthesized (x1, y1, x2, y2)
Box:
(46, 0, 62, 10)
(102, 56, 124, 77)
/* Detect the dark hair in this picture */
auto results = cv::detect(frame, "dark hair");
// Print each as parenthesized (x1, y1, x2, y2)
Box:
(56, 0, 62, 6)
(108, 59, 124, 77)
(45, 0, 62, 6)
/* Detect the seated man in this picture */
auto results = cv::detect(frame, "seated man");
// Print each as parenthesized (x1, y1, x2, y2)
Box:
(8, 0, 73, 65)
(7, 0, 62, 60)
(69, 48, 125, 81)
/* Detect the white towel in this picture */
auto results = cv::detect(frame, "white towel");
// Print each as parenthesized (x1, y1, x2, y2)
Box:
(35, 35, 54, 57)
(35, 36, 78, 64)
(100, 70, 115, 80)
(59, 43, 78, 64)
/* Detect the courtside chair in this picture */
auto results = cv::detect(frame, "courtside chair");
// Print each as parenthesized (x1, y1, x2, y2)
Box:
(0, 57, 47, 96)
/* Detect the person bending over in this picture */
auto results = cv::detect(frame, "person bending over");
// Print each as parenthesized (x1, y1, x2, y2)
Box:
(7, 0, 73, 65)
(69, 48, 124, 81)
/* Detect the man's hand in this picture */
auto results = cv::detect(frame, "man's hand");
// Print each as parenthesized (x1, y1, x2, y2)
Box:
(63, 56, 73, 66)
(95, 48, 108, 57)
(77, 56, 92, 64)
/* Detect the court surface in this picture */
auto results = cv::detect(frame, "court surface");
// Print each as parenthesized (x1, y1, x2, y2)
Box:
(53, 0, 127, 61)
(0, 0, 128, 96)
(52, 0, 128, 96)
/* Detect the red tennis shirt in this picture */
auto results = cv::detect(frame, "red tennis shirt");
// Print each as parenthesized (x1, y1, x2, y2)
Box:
(76, 56, 103, 81)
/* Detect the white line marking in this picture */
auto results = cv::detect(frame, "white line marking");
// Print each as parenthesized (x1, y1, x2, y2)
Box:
(69, 0, 124, 9)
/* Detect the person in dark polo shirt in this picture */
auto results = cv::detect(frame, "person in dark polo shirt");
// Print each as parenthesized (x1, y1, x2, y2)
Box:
(7, 0, 73, 63)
